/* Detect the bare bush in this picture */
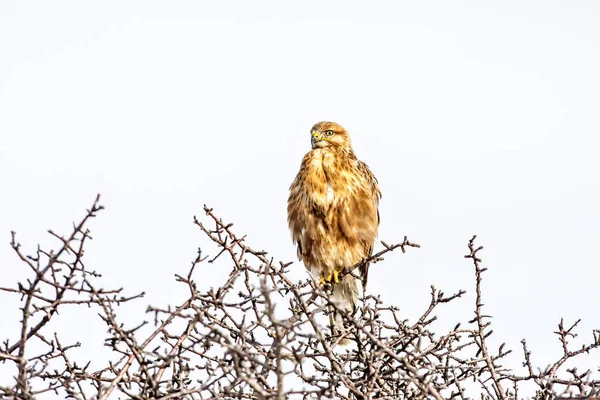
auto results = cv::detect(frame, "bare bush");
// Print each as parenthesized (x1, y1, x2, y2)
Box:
(1, 196, 599, 399)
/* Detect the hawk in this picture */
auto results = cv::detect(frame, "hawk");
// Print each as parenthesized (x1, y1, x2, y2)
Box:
(287, 121, 381, 345)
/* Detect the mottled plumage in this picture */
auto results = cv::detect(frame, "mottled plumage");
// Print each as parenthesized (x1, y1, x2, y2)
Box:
(287, 121, 381, 344)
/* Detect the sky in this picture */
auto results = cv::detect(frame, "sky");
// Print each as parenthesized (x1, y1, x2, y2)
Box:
(1, 0, 599, 392)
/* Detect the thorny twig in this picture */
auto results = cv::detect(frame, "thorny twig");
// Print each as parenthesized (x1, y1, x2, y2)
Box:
(0, 198, 598, 399)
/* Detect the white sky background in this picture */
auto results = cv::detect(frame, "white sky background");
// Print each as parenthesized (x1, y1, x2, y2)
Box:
(1, 0, 600, 392)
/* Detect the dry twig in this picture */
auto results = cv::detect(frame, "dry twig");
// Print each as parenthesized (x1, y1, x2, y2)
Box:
(1, 197, 598, 399)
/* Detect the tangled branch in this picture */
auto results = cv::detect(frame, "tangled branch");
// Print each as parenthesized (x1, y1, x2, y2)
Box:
(1, 196, 598, 399)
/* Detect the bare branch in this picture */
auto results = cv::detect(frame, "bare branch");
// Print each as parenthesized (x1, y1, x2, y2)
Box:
(1, 199, 598, 399)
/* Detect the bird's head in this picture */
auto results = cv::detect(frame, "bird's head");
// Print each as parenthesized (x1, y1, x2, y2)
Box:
(310, 121, 352, 150)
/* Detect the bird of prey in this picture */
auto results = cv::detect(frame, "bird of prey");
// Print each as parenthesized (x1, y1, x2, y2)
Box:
(287, 121, 381, 345)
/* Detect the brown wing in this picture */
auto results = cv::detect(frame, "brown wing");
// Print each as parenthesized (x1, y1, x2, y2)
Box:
(356, 160, 381, 290)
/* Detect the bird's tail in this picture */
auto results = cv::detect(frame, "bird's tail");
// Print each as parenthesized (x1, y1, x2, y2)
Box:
(328, 273, 363, 346)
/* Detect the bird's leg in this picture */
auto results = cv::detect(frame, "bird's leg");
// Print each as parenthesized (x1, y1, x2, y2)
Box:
(319, 269, 340, 285)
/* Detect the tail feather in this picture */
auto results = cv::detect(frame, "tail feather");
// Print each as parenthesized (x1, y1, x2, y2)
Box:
(328, 273, 363, 346)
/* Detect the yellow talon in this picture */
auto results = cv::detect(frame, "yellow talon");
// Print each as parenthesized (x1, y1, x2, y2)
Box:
(320, 270, 340, 285)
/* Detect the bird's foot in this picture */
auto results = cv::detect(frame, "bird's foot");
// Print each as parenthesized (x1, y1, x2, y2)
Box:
(319, 270, 340, 285)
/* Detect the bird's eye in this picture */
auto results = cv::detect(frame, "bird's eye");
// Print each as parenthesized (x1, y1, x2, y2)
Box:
(324, 130, 334, 136)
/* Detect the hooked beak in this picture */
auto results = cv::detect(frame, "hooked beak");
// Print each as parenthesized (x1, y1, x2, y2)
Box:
(311, 131, 321, 148)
